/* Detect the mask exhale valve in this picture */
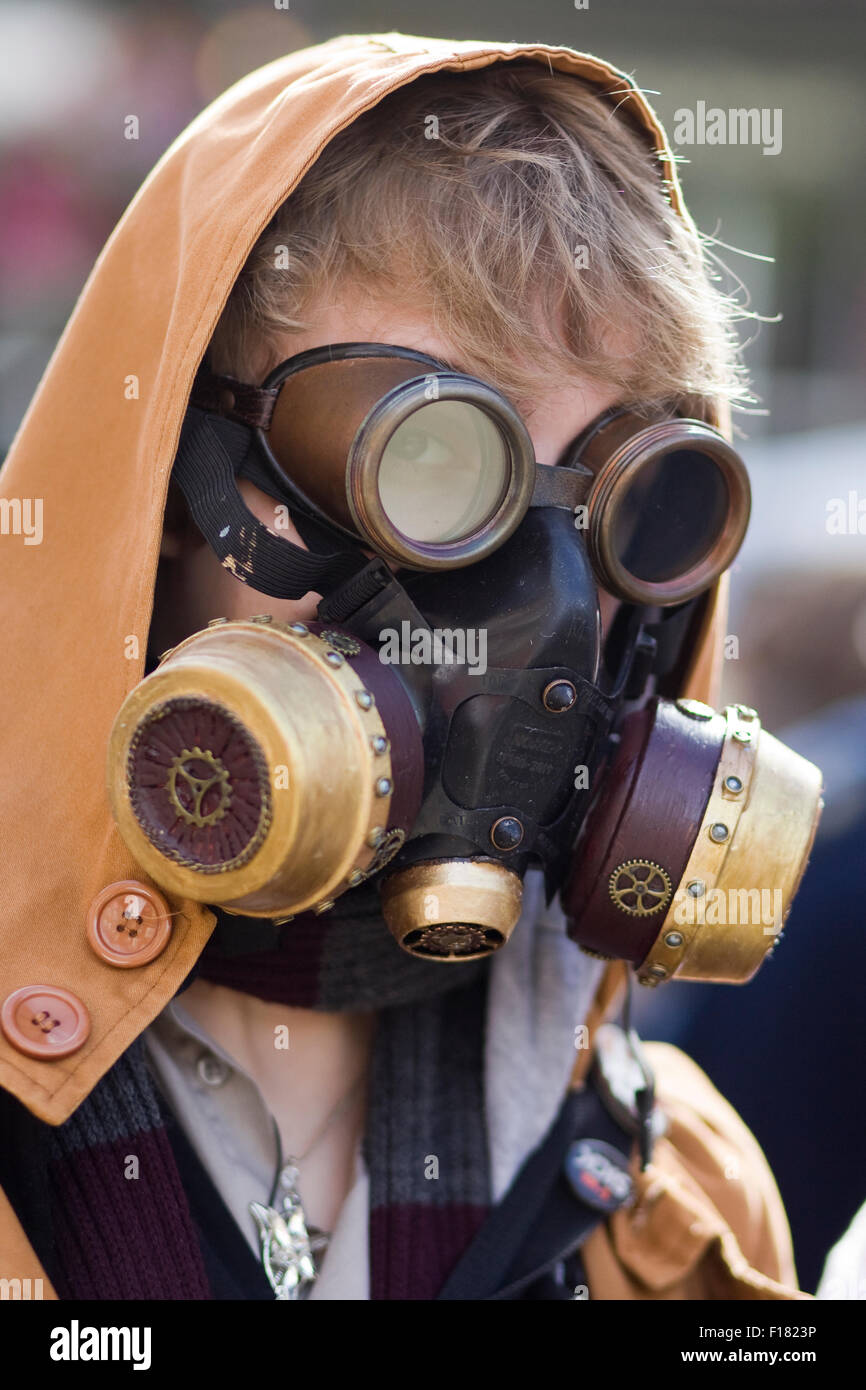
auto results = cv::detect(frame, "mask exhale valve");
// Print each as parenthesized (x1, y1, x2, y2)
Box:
(379, 859, 524, 961)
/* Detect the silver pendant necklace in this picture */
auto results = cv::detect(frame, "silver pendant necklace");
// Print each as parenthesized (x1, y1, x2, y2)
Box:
(249, 1077, 364, 1301)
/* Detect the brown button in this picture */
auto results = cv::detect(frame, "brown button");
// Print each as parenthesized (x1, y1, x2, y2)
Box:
(1, 985, 91, 1059)
(86, 880, 172, 968)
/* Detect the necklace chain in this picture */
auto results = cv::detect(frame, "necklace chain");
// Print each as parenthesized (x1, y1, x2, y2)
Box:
(268, 1071, 366, 1201)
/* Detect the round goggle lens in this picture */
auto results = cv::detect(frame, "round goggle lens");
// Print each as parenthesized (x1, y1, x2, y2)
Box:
(378, 401, 510, 544)
(611, 448, 730, 584)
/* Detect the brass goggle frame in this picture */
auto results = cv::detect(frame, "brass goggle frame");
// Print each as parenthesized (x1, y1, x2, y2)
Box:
(205, 342, 751, 606)
(563, 407, 751, 605)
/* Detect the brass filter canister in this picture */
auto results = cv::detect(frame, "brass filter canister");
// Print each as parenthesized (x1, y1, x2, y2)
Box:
(562, 698, 823, 986)
(636, 703, 823, 985)
(380, 858, 524, 962)
(107, 618, 422, 918)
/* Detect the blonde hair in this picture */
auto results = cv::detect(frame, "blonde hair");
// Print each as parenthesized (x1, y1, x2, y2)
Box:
(209, 62, 754, 418)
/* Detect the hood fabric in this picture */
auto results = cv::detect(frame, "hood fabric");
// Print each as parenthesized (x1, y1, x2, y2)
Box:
(0, 31, 728, 1128)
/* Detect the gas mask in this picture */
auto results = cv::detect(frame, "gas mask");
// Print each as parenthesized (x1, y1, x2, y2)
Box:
(107, 344, 822, 982)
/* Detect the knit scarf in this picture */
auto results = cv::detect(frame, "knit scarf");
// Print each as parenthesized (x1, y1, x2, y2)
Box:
(40, 881, 494, 1301)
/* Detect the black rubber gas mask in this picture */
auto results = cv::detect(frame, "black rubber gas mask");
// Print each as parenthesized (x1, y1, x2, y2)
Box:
(107, 344, 822, 983)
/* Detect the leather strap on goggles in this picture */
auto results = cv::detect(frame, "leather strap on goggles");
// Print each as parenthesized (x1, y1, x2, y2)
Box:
(191, 343, 751, 606)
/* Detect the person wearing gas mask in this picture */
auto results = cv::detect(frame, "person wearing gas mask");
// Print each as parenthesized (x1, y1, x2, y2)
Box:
(0, 35, 822, 1302)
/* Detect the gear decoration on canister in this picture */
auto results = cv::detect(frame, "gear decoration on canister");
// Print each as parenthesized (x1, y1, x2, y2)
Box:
(608, 860, 672, 917)
(406, 923, 492, 957)
(318, 630, 362, 656)
(127, 696, 272, 873)
(354, 828, 405, 883)
(166, 746, 232, 827)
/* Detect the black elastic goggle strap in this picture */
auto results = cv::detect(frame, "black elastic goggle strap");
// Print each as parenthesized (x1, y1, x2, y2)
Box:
(171, 407, 366, 601)
(230, 436, 356, 561)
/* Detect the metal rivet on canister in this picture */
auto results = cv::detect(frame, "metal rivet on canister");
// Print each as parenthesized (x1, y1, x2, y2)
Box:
(676, 698, 715, 721)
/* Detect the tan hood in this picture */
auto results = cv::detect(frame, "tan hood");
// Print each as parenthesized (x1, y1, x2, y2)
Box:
(0, 31, 729, 1124)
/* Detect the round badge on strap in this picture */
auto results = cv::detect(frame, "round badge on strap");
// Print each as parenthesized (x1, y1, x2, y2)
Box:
(564, 1138, 635, 1213)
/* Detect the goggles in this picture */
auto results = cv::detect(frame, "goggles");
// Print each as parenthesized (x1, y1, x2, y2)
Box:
(192, 342, 751, 606)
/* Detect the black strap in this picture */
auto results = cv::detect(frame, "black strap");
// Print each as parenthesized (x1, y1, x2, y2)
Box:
(436, 1073, 636, 1300)
(316, 557, 396, 624)
(171, 407, 365, 600)
(645, 599, 701, 678)
(157, 1086, 275, 1300)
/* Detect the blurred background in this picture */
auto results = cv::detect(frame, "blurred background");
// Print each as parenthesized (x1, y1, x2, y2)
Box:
(1, 0, 864, 1293)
